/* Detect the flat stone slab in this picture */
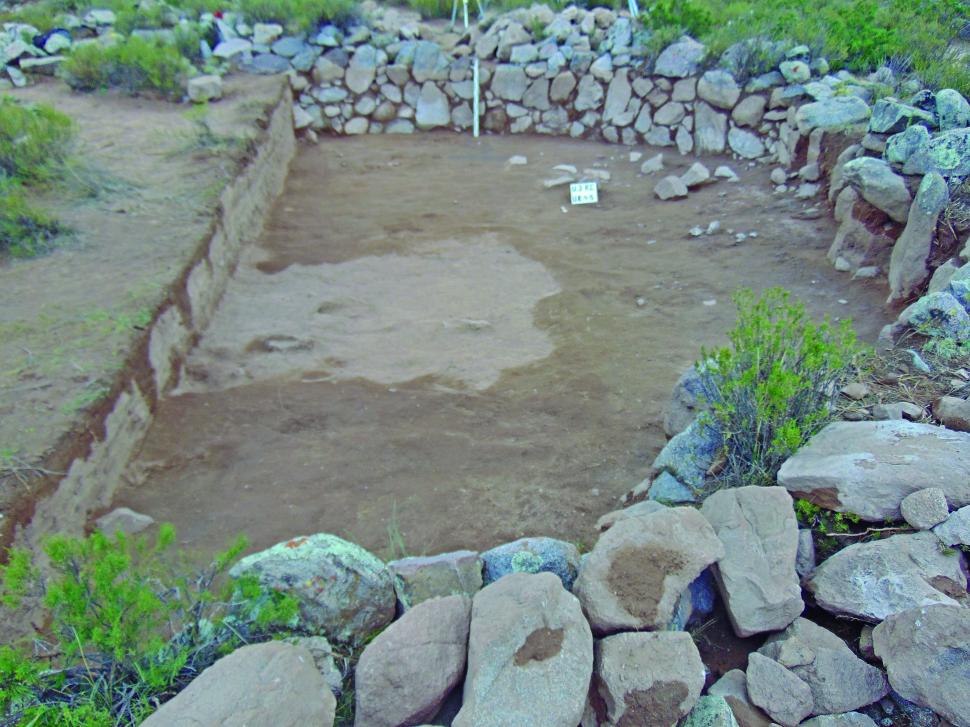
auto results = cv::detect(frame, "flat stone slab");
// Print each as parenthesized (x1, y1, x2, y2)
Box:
(777, 420, 970, 521)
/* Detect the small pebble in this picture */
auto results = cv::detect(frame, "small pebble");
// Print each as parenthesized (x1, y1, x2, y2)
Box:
(689, 226, 704, 237)
(702, 299, 717, 306)
(507, 155, 528, 166)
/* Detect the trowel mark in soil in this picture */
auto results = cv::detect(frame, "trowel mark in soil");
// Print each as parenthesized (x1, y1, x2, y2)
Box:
(176, 235, 561, 394)
(608, 545, 688, 623)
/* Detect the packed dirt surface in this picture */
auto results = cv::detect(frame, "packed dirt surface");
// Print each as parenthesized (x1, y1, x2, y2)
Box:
(0, 76, 285, 533)
(113, 133, 891, 561)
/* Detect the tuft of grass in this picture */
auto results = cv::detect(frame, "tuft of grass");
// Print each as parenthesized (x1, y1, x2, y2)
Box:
(0, 181, 63, 258)
(0, 95, 75, 187)
(61, 36, 192, 99)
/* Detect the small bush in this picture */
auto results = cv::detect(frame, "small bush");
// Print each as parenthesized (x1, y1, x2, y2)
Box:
(0, 95, 74, 187)
(0, 526, 298, 726)
(62, 36, 191, 98)
(237, 0, 357, 31)
(0, 180, 63, 258)
(641, 0, 713, 38)
(698, 288, 864, 488)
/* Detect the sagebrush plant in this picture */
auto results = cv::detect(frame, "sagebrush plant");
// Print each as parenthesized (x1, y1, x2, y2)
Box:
(698, 288, 865, 488)
(0, 525, 299, 726)
(62, 36, 191, 98)
(0, 180, 64, 257)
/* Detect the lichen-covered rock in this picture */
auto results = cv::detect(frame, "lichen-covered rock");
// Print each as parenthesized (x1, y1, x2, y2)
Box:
(481, 536, 580, 589)
(701, 486, 803, 637)
(898, 291, 970, 342)
(453, 572, 592, 727)
(745, 652, 814, 727)
(573, 506, 724, 634)
(807, 531, 968, 622)
(888, 172, 949, 302)
(872, 604, 970, 727)
(795, 96, 870, 134)
(935, 88, 970, 131)
(229, 533, 395, 643)
(885, 124, 930, 166)
(354, 595, 471, 727)
(388, 550, 483, 609)
(681, 696, 739, 727)
(654, 36, 706, 78)
(650, 417, 722, 491)
(758, 618, 888, 714)
(904, 127, 970, 177)
(841, 157, 911, 223)
(868, 98, 935, 134)
(583, 631, 704, 727)
(777, 420, 970, 521)
(142, 642, 336, 727)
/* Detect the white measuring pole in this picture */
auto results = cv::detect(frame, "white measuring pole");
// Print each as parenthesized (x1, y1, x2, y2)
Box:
(628, 0, 639, 16)
(462, 0, 480, 139)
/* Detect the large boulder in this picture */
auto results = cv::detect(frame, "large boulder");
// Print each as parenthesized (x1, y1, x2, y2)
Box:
(229, 533, 395, 643)
(453, 572, 593, 727)
(745, 652, 814, 727)
(795, 97, 871, 134)
(807, 531, 968, 622)
(697, 70, 741, 109)
(758, 618, 889, 714)
(583, 631, 705, 727)
(801, 714, 878, 727)
(415, 82, 451, 130)
(142, 642, 336, 727)
(388, 550, 483, 609)
(694, 101, 727, 154)
(663, 366, 708, 438)
(354, 596, 471, 727)
(888, 172, 949, 303)
(490, 64, 529, 101)
(481, 536, 580, 589)
(841, 157, 911, 223)
(573, 506, 724, 634)
(897, 290, 970, 342)
(777, 420, 970, 521)
(872, 604, 970, 727)
(701, 486, 803, 637)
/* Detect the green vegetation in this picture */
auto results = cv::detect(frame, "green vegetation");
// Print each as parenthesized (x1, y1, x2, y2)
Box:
(640, 0, 970, 94)
(698, 288, 865, 488)
(237, 0, 357, 30)
(793, 497, 863, 559)
(62, 35, 191, 98)
(0, 96, 74, 258)
(0, 526, 298, 726)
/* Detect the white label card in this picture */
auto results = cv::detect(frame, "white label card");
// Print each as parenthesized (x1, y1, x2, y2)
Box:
(570, 182, 599, 205)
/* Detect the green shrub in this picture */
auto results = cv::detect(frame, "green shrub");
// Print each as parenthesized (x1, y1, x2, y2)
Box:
(62, 36, 191, 98)
(0, 95, 74, 187)
(640, 0, 713, 37)
(236, 0, 357, 31)
(0, 526, 298, 726)
(0, 180, 63, 258)
(698, 288, 864, 488)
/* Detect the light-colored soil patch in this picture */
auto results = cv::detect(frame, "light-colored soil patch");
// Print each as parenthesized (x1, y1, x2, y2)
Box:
(178, 235, 560, 393)
(114, 133, 891, 560)
(0, 76, 285, 534)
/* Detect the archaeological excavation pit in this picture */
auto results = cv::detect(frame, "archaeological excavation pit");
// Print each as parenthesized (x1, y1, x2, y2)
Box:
(102, 132, 891, 560)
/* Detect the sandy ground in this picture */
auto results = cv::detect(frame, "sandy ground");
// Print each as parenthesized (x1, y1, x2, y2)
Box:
(112, 132, 891, 562)
(0, 76, 284, 530)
